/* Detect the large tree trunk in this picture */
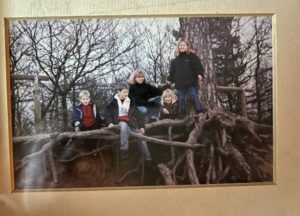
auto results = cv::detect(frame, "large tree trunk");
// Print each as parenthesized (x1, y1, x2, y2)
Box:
(154, 18, 274, 185)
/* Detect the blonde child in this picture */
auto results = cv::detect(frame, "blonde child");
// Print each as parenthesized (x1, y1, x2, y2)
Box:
(160, 89, 178, 120)
(71, 90, 105, 131)
(128, 69, 162, 122)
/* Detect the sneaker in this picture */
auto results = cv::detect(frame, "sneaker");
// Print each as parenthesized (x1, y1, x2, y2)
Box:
(120, 149, 129, 160)
(196, 108, 208, 114)
(149, 116, 159, 123)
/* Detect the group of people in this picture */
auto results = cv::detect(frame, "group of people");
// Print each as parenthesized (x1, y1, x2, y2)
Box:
(70, 39, 205, 163)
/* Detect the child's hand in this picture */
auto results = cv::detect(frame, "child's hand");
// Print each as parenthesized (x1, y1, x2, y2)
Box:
(162, 108, 169, 114)
(198, 75, 202, 81)
(139, 128, 145, 134)
(108, 123, 116, 128)
(74, 121, 80, 127)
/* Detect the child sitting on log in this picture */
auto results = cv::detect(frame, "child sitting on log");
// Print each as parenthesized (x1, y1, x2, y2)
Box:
(71, 90, 105, 132)
(55, 90, 105, 160)
(105, 82, 152, 161)
(159, 89, 178, 120)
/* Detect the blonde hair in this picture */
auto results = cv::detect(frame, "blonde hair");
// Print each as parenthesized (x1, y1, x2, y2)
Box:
(79, 90, 90, 99)
(127, 69, 148, 84)
(175, 38, 195, 56)
(161, 89, 177, 105)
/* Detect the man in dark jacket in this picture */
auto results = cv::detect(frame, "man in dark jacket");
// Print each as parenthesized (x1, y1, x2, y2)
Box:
(105, 82, 152, 161)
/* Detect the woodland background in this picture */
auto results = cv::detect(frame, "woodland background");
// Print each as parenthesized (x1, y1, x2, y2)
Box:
(10, 16, 272, 136)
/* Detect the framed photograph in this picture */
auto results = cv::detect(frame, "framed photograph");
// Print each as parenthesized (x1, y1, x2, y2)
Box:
(1, 0, 300, 216)
(8, 15, 273, 189)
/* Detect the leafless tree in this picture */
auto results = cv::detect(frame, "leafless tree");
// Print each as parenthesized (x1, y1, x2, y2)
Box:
(13, 19, 138, 131)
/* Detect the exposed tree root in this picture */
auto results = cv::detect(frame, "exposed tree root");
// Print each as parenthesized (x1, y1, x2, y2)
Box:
(153, 109, 272, 185)
(13, 109, 272, 186)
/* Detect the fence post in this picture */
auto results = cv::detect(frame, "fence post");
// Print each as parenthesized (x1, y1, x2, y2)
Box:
(33, 75, 42, 134)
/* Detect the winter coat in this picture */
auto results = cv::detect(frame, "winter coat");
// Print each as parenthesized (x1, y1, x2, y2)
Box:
(160, 101, 178, 120)
(105, 96, 145, 129)
(167, 52, 204, 90)
(71, 103, 105, 128)
(129, 82, 162, 107)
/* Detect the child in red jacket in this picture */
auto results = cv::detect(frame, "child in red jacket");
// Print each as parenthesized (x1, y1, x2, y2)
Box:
(71, 90, 105, 131)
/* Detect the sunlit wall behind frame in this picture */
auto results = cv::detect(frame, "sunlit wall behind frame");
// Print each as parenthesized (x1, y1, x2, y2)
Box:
(0, 0, 300, 216)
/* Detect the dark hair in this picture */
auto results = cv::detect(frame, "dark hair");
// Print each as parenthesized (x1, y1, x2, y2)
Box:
(116, 82, 129, 91)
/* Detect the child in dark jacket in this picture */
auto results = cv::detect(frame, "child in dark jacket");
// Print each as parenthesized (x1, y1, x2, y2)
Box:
(55, 90, 105, 159)
(167, 38, 205, 118)
(71, 90, 105, 131)
(128, 69, 162, 122)
(105, 82, 152, 161)
(160, 89, 178, 120)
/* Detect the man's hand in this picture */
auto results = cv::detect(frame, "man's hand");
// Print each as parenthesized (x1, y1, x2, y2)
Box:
(74, 121, 80, 127)
(166, 80, 172, 85)
(198, 75, 202, 81)
(108, 123, 116, 129)
(139, 128, 145, 134)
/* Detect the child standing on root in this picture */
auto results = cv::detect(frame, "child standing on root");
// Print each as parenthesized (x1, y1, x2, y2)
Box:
(128, 69, 162, 122)
(105, 82, 152, 161)
(167, 38, 205, 118)
(71, 90, 105, 131)
(160, 89, 178, 120)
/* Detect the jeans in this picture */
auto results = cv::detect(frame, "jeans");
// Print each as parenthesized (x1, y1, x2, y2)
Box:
(119, 121, 152, 160)
(177, 86, 203, 115)
(137, 96, 161, 118)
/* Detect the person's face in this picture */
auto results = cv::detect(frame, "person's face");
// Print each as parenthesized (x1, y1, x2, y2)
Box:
(80, 96, 91, 106)
(118, 89, 129, 100)
(135, 75, 145, 84)
(164, 95, 172, 104)
(178, 41, 188, 53)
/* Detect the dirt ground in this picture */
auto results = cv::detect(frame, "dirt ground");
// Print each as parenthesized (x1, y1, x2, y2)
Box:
(14, 138, 273, 189)
(14, 147, 160, 189)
